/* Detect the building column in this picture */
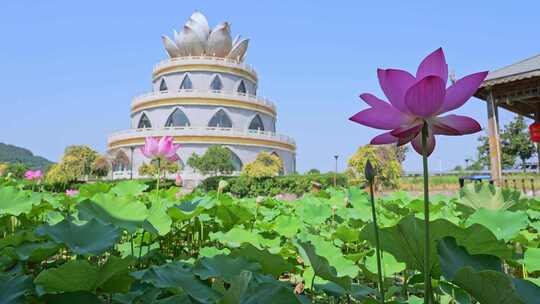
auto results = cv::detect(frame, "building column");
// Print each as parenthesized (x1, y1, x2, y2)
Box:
(486, 89, 502, 183)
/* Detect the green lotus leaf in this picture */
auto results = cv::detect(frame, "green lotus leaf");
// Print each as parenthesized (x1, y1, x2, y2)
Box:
(230, 244, 291, 277)
(13, 241, 59, 262)
(458, 183, 517, 211)
(361, 215, 510, 277)
(0, 274, 32, 304)
(110, 180, 148, 197)
(365, 251, 405, 277)
(132, 261, 221, 303)
(35, 260, 99, 294)
(167, 197, 213, 222)
(34, 257, 135, 295)
(143, 198, 172, 236)
(40, 292, 104, 304)
(219, 271, 251, 304)
(296, 199, 332, 226)
(199, 247, 231, 258)
(194, 254, 261, 283)
(465, 208, 529, 241)
(210, 227, 262, 249)
(298, 233, 359, 278)
(273, 215, 303, 238)
(316, 282, 375, 301)
(240, 280, 302, 304)
(78, 182, 112, 198)
(513, 278, 540, 303)
(297, 241, 352, 291)
(36, 218, 121, 255)
(524, 247, 540, 273)
(0, 186, 40, 216)
(437, 237, 535, 304)
(332, 224, 360, 243)
(212, 201, 253, 230)
(77, 193, 149, 232)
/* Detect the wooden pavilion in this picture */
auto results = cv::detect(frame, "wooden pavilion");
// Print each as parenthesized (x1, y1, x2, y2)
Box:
(475, 54, 540, 183)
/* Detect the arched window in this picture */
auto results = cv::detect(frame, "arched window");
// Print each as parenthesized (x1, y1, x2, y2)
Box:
(210, 75, 223, 91)
(208, 109, 232, 128)
(112, 150, 130, 172)
(237, 80, 247, 94)
(159, 78, 168, 92)
(248, 114, 264, 131)
(138, 113, 152, 128)
(179, 74, 192, 90)
(165, 108, 190, 127)
(226, 148, 243, 171)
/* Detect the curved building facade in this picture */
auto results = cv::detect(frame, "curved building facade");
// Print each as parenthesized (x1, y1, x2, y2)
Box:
(107, 12, 296, 185)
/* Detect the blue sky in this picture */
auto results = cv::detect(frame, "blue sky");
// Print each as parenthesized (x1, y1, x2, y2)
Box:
(1, 1, 538, 173)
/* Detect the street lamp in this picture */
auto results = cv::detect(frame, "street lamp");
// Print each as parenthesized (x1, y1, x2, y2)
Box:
(334, 155, 339, 187)
(130, 146, 134, 180)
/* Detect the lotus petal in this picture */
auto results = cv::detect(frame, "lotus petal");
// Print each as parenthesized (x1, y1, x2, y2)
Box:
(162, 35, 180, 58)
(416, 48, 448, 85)
(370, 132, 399, 145)
(431, 114, 482, 136)
(390, 122, 423, 139)
(227, 38, 249, 61)
(377, 69, 416, 113)
(411, 131, 436, 156)
(404, 75, 446, 118)
(173, 29, 183, 46)
(438, 71, 488, 114)
(349, 94, 410, 130)
(178, 25, 205, 56)
(207, 22, 232, 57)
(189, 11, 210, 40)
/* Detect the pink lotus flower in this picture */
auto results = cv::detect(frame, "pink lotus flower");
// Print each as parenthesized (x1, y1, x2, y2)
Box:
(65, 189, 79, 197)
(140, 136, 181, 161)
(349, 48, 487, 156)
(24, 170, 43, 181)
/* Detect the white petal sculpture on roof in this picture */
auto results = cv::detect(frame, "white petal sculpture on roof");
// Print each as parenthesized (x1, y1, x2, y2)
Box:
(227, 38, 249, 61)
(161, 11, 248, 61)
(162, 35, 180, 57)
(206, 22, 232, 57)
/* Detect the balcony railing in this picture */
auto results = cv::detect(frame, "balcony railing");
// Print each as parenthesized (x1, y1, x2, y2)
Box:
(131, 89, 276, 112)
(108, 127, 296, 147)
(153, 56, 257, 78)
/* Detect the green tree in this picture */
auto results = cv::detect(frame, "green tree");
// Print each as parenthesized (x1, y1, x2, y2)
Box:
(502, 115, 536, 171)
(46, 145, 98, 183)
(187, 146, 235, 176)
(241, 152, 283, 178)
(306, 168, 321, 175)
(91, 156, 111, 178)
(476, 115, 536, 170)
(346, 145, 401, 189)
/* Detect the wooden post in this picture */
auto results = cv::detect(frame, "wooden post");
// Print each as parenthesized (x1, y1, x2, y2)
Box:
(486, 89, 502, 184)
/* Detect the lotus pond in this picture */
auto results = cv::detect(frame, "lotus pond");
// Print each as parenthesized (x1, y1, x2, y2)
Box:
(1, 178, 540, 303)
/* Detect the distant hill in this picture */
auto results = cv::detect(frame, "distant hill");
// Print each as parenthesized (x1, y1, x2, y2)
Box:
(0, 143, 54, 170)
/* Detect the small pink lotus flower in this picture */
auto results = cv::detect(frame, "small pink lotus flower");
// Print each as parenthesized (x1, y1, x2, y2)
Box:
(140, 136, 181, 161)
(175, 174, 182, 186)
(349, 48, 487, 156)
(65, 189, 79, 197)
(25, 170, 43, 181)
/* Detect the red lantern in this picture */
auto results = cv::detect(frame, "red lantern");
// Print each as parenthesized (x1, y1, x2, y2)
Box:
(529, 122, 540, 142)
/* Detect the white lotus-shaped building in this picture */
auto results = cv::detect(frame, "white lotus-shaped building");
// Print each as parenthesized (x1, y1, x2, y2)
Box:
(106, 12, 296, 186)
(161, 11, 249, 61)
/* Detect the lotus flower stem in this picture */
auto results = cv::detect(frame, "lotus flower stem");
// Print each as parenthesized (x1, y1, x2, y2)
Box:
(421, 123, 432, 304)
(368, 179, 385, 304)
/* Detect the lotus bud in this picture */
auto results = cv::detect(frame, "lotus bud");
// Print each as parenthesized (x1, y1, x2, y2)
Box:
(218, 180, 229, 193)
(175, 174, 182, 187)
(364, 160, 375, 184)
(256, 196, 264, 205)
